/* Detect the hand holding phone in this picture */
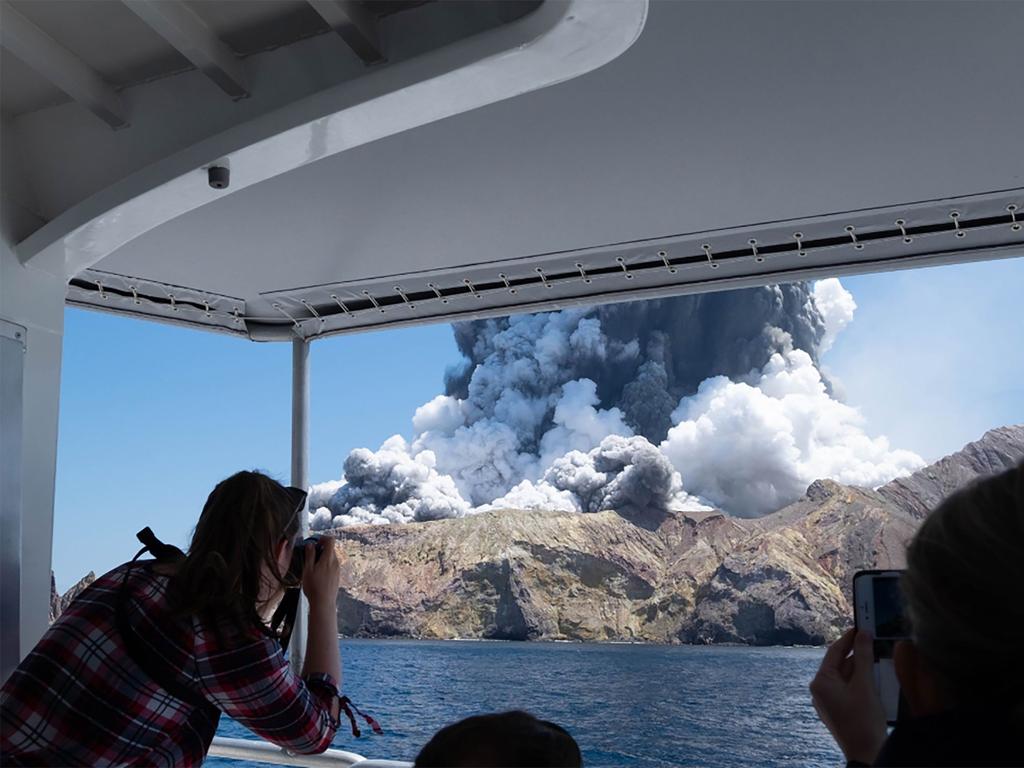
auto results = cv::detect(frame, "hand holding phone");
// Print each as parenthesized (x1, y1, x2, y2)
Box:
(810, 627, 888, 765)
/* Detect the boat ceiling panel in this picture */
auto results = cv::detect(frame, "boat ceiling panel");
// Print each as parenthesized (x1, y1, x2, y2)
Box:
(0, 49, 68, 116)
(3, 0, 548, 222)
(183, 0, 330, 56)
(5, 0, 192, 87)
(9, 1, 1023, 340)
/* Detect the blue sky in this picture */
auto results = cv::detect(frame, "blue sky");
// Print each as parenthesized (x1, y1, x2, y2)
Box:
(51, 257, 1023, 590)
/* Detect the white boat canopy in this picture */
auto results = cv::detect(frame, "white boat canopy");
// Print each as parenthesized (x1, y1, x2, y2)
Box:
(1, 0, 1022, 706)
(5, 0, 1022, 341)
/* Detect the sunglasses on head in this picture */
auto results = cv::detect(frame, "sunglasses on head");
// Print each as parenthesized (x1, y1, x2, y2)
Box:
(279, 486, 307, 545)
(285, 486, 307, 514)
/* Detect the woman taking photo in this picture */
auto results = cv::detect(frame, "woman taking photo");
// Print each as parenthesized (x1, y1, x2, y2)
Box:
(810, 463, 1023, 766)
(1, 470, 345, 766)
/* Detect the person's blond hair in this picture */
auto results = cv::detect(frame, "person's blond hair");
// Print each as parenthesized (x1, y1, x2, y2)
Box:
(902, 462, 1024, 715)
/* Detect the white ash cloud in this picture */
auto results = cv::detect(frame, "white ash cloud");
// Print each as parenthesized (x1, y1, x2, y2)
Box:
(478, 479, 579, 514)
(812, 278, 857, 354)
(660, 341, 924, 517)
(310, 507, 335, 530)
(310, 279, 920, 528)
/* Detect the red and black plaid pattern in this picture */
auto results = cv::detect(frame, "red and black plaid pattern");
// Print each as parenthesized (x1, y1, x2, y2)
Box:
(1, 563, 340, 766)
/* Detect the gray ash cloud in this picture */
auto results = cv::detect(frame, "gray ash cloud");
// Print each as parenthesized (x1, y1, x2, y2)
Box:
(445, 284, 826, 444)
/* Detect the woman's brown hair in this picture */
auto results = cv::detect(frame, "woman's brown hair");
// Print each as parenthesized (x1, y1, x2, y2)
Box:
(169, 470, 303, 637)
(902, 462, 1024, 715)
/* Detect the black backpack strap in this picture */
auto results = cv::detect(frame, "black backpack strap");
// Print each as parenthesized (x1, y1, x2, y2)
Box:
(115, 529, 219, 719)
(136, 526, 186, 562)
(269, 588, 301, 651)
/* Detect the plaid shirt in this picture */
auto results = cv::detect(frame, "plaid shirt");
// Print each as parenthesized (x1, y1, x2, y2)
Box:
(1, 561, 340, 766)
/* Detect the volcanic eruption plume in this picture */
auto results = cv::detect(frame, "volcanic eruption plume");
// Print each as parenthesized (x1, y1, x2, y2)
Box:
(311, 279, 921, 526)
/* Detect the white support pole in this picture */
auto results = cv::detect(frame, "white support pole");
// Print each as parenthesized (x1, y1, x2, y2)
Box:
(0, 319, 26, 685)
(289, 338, 310, 674)
(0, 238, 66, 674)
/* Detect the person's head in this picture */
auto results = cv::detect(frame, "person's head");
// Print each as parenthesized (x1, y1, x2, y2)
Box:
(171, 470, 305, 633)
(894, 462, 1024, 720)
(414, 711, 582, 768)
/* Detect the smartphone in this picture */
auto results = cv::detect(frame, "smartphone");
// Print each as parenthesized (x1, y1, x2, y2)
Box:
(853, 569, 909, 725)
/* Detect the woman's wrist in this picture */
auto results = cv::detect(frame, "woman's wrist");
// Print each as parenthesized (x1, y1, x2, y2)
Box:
(307, 595, 338, 615)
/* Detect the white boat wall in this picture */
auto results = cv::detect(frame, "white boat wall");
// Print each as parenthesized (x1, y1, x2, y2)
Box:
(2, 0, 1022, 762)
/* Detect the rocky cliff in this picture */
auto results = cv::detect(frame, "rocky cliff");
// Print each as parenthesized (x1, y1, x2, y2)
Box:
(48, 571, 96, 623)
(877, 425, 1024, 518)
(332, 482, 910, 645)
(330, 425, 1022, 645)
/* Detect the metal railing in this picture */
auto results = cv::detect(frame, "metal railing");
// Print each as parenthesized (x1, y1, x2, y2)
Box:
(208, 737, 363, 766)
(209, 737, 357, 767)
(208, 737, 412, 768)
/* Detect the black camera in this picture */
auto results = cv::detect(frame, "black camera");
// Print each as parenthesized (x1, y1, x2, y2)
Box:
(286, 536, 324, 583)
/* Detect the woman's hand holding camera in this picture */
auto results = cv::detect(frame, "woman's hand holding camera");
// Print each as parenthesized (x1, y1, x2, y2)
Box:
(301, 536, 341, 609)
(299, 536, 343, 693)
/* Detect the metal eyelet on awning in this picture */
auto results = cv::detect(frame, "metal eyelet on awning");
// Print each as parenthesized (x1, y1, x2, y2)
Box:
(845, 225, 864, 250)
(701, 244, 717, 269)
(498, 273, 517, 294)
(394, 286, 416, 310)
(749, 239, 763, 263)
(793, 231, 806, 257)
(895, 219, 912, 243)
(329, 294, 355, 318)
(427, 282, 449, 304)
(950, 210, 965, 238)
(361, 290, 385, 313)
(273, 302, 304, 336)
(299, 299, 324, 327)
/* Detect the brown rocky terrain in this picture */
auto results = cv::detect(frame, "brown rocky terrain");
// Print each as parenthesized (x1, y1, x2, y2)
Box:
(48, 571, 96, 623)
(331, 426, 1022, 645)
(878, 425, 1024, 518)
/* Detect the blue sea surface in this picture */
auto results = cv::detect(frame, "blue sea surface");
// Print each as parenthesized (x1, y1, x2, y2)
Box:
(208, 639, 843, 768)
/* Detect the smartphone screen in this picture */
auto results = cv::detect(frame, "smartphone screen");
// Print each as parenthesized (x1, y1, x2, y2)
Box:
(853, 570, 908, 724)
(871, 576, 908, 640)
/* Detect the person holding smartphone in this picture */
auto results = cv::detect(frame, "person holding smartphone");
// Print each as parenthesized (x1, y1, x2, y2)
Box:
(1, 471, 345, 766)
(809, 462, 1023, 767)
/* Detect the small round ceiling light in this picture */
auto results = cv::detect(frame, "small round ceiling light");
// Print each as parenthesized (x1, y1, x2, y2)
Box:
(208, 166, 230, 189)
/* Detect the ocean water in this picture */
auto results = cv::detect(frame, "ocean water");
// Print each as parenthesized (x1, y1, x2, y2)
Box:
(209, 639, 843, 768)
